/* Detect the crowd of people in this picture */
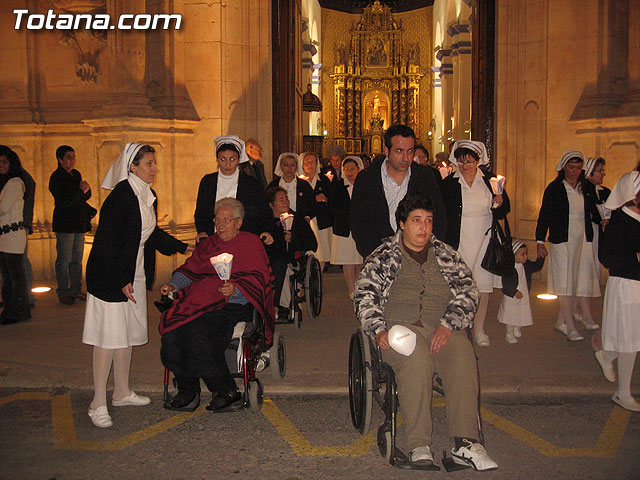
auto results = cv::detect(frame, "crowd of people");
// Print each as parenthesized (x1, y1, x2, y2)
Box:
(0, 122, 638, 470)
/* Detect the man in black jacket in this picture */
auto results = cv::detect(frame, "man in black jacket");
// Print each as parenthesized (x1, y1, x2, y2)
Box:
(239, 138, 268, 194)
(350, 124, 447, 258)
(49, 145, 93, 305)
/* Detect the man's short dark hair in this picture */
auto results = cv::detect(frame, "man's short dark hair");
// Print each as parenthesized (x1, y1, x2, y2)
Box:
(384, 124, 416, 150)
(56, 145, 74, 162)
(395, 193, 434, 227)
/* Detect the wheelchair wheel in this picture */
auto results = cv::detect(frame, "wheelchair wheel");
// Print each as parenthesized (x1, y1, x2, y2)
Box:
(270, 332, 286, 381)
(348, 329, 373, 435)
(304, 255, 322, 320)
(248, 379, 263, 412)
(377, 424, 392, 463)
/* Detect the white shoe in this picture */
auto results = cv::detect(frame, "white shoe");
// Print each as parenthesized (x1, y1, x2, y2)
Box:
(505, 333, 518, 344)
(452, 440, 498, 471)
(513, 326, 522, 338)
(578, 318, 600, 330)
(554, 323, 568, 335)
(474, 333, 490, 347)
(594, 350, 615, 382)
(567, 329, 584, 342)
(410, 445, 434, 464)
(88, 405, 112, 428)
(612, 394, 640, 412)
(573, 311, 583, 322)
(112, 391, 151, 407)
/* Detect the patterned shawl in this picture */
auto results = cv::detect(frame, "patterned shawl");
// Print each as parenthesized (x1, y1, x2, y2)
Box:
(159, 231, 275, 347)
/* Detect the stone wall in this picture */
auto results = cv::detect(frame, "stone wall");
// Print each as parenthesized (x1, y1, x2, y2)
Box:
(495, 0, 640, 242)
(0, 0, 272, 282)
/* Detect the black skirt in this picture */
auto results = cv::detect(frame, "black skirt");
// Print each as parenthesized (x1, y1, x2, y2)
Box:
(160, 302, 253, 378)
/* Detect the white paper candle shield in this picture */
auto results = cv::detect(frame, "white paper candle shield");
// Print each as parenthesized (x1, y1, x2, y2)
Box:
(489, 175, 506, 194)
(279, 212, 294, 231)
(597, 204, 612, 220)
(210, 253, 234, 281)
(388, 325, 417, 356)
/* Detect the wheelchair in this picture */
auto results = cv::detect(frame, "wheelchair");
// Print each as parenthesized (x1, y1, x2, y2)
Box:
(278, 252, 322, 328)
(348, 327, 483, 471)
(157, 295, 285, 412)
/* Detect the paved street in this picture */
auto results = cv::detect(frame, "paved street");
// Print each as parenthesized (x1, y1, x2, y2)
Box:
(0, 272, 639, 478)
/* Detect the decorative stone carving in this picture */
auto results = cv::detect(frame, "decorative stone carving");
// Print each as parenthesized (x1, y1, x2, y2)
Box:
(51, 0, 107, 83)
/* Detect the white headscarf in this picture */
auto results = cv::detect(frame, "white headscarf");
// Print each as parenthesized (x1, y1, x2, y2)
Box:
(555, 150, 585, 171)
(214, 135, 249, 165)
(101, 143, 156, 207)
(448, 140, 489, 167)
(511, 239, 525, 254)
(274, 152, 304, 178)
(583, 157, 598, 178)
(101, 143, 145, 190)
(341, 155, 364, 185)
(603, 171, 640, 210)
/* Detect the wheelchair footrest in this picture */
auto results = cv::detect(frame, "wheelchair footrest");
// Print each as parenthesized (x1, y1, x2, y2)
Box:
(392, 449, 441, 471)
(441, 450, 472, 472)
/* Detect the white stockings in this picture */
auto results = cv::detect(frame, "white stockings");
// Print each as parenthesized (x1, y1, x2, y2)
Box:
(90, 346, 133, 410)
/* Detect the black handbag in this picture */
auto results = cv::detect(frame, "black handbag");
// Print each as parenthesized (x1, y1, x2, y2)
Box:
(481, 215, 515, 277)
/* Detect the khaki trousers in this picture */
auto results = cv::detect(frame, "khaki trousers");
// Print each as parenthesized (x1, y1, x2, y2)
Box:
(382, 324, 479, 451)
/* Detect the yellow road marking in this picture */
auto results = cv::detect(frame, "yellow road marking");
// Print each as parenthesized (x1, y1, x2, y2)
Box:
(480, 405, 631, 458)
(1, 391, 207, 451)
(0, 392, 632, 457)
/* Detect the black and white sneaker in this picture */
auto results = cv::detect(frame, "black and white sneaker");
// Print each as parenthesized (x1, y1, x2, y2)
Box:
(410, 446, 434, 465)
(451, 440, 498, 471)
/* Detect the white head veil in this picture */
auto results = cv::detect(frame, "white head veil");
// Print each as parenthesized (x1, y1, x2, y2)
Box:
(214, 135, 249, 165)
(448, 140, 489, 167)
(274, 152, 304, 177)
(341, 155, 364, 185)
(583, 157, 598, 178)
(555, 150, 585, 171)
(603, 171, 640, 210)
(101, 143, 145, 190)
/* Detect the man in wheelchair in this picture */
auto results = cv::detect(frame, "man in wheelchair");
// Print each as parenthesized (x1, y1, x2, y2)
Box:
(354, 193, 498, 471)
(260, 186, 317, 321)
(158, 198, 274, 411)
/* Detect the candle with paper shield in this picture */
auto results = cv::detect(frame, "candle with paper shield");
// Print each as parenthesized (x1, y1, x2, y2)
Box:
(279, 212, 294, 231)
(489, 175, 506, 194)
(210, 253, 234, 281)
(439, 161, 450, 180)
(388, 325, 417, 356)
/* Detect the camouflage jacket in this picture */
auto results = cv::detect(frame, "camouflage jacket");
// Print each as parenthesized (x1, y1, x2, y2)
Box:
(354, 232, 479, 334)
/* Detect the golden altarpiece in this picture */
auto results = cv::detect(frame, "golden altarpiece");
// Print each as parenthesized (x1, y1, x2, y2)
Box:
(329, 1, 424, 154)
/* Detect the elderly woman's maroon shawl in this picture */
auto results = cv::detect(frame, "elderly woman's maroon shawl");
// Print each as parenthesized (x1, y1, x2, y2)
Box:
(159, 231, 275, 347)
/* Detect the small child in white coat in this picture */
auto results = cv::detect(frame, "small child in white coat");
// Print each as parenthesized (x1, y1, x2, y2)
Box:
(498, 240, 545, 343)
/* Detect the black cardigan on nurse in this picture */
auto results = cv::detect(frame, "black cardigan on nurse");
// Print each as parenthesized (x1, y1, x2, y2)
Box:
(535, 177, 600, 244)
(439, 170, 511, 250)
(599, 209, 640, 282)
(86, 180, 188, 303)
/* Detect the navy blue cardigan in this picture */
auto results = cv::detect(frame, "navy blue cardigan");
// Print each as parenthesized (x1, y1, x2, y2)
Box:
(86, 180, 188, 302)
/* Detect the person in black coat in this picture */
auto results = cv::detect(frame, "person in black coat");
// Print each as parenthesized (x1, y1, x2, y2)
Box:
(239, 138, 268, 194)
(300, 151, 333, 268)
(49, 145, 95, 305)
(350, 124, 447, 259)
(260, 186, 317, 320)
(267, 152, 316, 220)
(194, 135, 265, 238)
(82, 143, 193, 429)
(536, 150, 601, 342)
(439, 140, 510, 347)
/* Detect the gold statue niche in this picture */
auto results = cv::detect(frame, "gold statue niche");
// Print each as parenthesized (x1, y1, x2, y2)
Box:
(330, 1, 424, 154)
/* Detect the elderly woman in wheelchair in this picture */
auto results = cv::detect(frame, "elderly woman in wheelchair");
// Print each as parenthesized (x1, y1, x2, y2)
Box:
(159, 198, 275, 411)
(353, 193, 498, 471)
(260, 186, 320, 325)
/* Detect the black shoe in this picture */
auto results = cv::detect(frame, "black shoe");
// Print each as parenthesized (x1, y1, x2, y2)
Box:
(167, 391, 200, 411)
(206, 390, 241, 410)
(276, 307, 290, 322)
(1, 316, 20, 325)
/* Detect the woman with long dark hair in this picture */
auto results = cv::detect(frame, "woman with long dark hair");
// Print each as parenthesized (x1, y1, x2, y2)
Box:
(0, 146, 30, 325)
